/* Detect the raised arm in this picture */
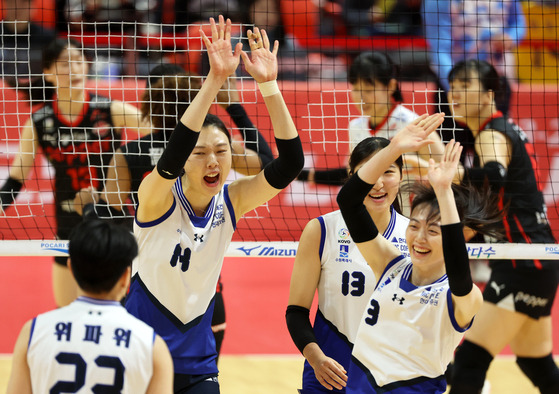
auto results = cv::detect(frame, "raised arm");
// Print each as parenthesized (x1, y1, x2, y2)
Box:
(337, 114, 445, 278)
(136, 16, 242, 222)
(227, 27, 304, 216)
(110, 101, 152, 137)
(217, 76, 274, 175)
(429, 141, 483, 328)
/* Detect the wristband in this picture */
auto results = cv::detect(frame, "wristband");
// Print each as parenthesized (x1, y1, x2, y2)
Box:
(258, 80, 280, 97)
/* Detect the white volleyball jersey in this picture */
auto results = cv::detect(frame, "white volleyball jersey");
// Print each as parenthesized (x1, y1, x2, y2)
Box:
(27, 297, 155, 394)
(349, 257, 469, 392)
(126, 180, 236, 375)
(348, 105, 418, 152)
(302, 208, 409, 392)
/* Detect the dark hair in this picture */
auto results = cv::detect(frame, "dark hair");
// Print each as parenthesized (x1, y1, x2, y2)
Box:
(349, 137, 404, 213)
(348, 137, 403, 174)
(141, 72, 202, 132)
(348, 51, 403, 102)
(68, 220, 138, 294)
(407, 182, 504, 240)
(448, 60, 503, 101)
(147, 63, 187, 88)
(203, 113, 232, 145)
(20, 38, 83, 103)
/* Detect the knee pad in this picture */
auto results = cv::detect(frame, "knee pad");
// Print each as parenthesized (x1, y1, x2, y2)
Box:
(516, 354, 559, 394)
(449, 340, 494, 393)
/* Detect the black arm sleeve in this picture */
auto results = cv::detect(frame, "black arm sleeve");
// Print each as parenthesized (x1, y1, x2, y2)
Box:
(0, 177, 23, 209)
(226, 104, 274, 168)
(297, 168, 348, 185)
(464, 161, 507, 191)
(285, 305, 317, 355)
(156, 121, 199, 179)
(263, 136, 304, 189)
(336, 173, 379, 243)
(441, 222, 473, 297)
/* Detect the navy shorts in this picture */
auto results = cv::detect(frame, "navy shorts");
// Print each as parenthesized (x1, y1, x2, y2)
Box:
(483, 266, 559, 319)
(174, 373, 220, 394)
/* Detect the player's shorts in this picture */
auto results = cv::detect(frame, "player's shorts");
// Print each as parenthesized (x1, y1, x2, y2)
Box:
(483, 265, 559, 319)
(175, 373, 219, 394)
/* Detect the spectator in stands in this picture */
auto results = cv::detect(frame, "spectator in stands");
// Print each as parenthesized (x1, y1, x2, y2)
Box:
(0, 0, 56, 90)
(0, 38, 150, 308)
(336, 0, 422, 36)
(6, 219, 173, 394)
(422, 0, 526, 119)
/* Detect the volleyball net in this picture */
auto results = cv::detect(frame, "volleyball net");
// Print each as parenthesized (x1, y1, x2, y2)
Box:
(0, 1, 558, 259)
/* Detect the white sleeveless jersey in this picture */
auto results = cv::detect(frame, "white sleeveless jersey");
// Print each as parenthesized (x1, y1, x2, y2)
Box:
(350, 257, 469, 390)
(126, 179, 236, 375)
(317, 208, 409, 342)
(301, 208, 409, 392)
(348, 105, 418, 152)
(27, 297, 155, 393)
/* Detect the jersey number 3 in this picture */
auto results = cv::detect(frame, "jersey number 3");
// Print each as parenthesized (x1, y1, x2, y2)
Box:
(50, 352, 124, 393)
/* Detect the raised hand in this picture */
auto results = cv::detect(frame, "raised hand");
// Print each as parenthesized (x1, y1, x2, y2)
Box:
(390, 113, 445, 154)
(240, 27, 279, 83)
(200, 15, 242, 81)
(428, 139, 463, 192)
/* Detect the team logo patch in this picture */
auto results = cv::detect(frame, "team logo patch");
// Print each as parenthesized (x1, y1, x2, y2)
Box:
(338, 228, 350, 240)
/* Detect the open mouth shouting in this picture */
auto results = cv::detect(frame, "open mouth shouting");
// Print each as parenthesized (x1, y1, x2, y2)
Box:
(204, 172, 220, 187)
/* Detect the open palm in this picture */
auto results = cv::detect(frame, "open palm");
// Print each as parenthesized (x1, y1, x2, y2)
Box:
(241, 27, 279, 83)
(201, 16, 241, 79)
(428, 140, 462, 190)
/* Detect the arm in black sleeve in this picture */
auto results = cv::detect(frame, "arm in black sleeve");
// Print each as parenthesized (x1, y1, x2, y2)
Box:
(336, 173, 379, 243)
(82, 198, 126, 220)
(263, 136, 304, 189)
(298, 168, 348, 185)
(285, 305, 317, 355)
(441, 222, 473, 297)
(226, 104, 274, 168)
(464, 161, 507, 191)
(0, 177, 23, 209)
(156, 121, 199, 179)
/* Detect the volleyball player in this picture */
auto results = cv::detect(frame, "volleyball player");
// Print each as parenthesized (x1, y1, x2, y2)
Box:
(298, 51, 443, 185)
(6, 220, 173, 394)
(337, 115, 503, 393)
(124, 16, 303, 393)
(0, 38, 150, 308)
(447, 60, 559, 394)
(286, 136, 410, 393)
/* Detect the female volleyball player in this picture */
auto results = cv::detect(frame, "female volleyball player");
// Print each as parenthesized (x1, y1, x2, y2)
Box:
(287, 136, 410, 393)
(124, 16, 303, 393)
(447, 60, 559, 394)
(75, 63, 274, 362)
(298, 51, 443, 185)
(337, 115, 503, 393)
(0, 38, 149, 307)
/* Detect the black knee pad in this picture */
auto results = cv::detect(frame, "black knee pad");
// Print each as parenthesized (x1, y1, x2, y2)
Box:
(449, 340, 494, 394)
(516, 354, 559, 394)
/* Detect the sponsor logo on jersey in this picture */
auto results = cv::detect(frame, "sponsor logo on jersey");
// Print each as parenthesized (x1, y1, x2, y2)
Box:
(339, 244, 349, 259)
(338, 228, 350, 240)
(419, 287, 444, 306)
